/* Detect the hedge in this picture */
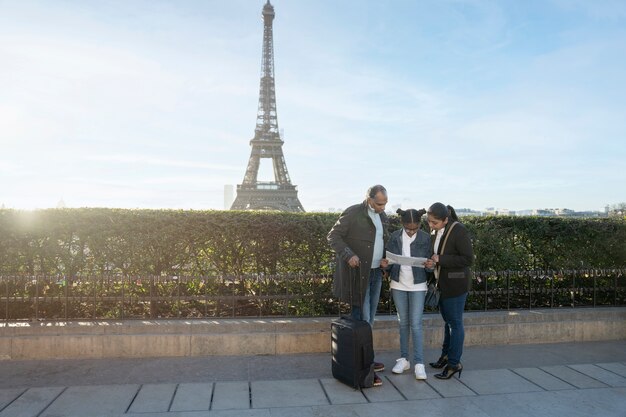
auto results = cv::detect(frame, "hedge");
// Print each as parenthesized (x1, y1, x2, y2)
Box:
(1, 208, 625, 277)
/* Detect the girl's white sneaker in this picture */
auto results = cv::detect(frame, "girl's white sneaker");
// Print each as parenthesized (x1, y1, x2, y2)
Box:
(392, 358, 410, 374)
(415, 364, 427, 380)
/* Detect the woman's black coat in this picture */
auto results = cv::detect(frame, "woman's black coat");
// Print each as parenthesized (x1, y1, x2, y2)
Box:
(431, 221, 474, 299)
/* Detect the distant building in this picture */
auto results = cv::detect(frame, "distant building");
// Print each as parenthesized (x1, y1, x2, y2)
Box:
(513, 208, 608, 218)
(483, 207, 513, 216)
(608, 203, 626, 217)
(456, 208, 483, 217)
(570, 211, 605, 218)
(553, 208, 571, 216)
(223, 185, 235, 210)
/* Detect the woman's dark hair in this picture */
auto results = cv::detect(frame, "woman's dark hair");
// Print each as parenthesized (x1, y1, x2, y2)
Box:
(396, 208, 426, 224)
(427, 202, 459, 222)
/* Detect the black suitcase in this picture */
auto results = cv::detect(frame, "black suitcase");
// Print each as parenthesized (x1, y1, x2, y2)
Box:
(331, 315, 375, 388)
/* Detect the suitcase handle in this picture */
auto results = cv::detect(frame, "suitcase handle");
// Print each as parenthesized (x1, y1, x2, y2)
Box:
(340, 263, 363, 317)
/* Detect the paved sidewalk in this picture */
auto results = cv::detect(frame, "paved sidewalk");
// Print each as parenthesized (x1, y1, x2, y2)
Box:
(1, 340, 625, 416)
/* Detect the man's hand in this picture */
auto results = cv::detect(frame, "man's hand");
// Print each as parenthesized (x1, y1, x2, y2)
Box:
(348, 255, 360, 268)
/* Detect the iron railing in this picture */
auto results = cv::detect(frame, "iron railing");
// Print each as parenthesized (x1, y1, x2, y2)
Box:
(1, 269, 625, 322)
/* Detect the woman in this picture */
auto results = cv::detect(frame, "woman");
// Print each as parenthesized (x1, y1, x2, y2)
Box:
(424, 202, 473, 380)
(386, 208, 433, 380)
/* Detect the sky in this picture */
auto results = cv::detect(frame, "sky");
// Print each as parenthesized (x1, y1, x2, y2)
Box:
(1, 0, 625, 213)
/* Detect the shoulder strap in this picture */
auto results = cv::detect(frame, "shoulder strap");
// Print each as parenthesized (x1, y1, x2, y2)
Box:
(435, 221, 458, 280)
(440, 221, 458, 256)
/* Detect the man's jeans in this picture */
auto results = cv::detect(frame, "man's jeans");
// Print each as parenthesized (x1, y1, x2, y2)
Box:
(351, 268, 383, 326)
(439, 292, 468, 367)
(391, 289, 426, 364)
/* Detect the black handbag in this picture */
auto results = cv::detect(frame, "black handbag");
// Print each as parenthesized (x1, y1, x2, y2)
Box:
(424, 280, 440, 308)
(425, 222, 458, 308)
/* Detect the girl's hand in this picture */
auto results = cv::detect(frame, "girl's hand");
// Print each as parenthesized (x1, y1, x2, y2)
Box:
(380, 259, 389, 268)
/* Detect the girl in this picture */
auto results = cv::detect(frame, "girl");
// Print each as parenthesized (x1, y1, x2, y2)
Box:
(386, 208, 432, 380)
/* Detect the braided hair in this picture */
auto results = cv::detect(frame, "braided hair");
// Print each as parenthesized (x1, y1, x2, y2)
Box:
(396, 208, 427, 224)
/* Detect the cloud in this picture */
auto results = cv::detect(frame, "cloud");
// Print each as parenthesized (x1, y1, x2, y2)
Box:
(551, 0, 626, 20)
(86, 154, 240, 171)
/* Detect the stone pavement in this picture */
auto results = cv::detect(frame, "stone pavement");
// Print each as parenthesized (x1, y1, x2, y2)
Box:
(1, 340, 625, 416)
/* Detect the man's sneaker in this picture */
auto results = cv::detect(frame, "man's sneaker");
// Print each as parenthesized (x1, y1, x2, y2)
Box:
(373, 373, 383, 387)
(415, 363, 427, 380)
(373, 361, 385, 372)
(392, 358, 410, 374)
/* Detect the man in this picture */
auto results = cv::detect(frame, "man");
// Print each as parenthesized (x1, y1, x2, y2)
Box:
(327, 184, 390, 387)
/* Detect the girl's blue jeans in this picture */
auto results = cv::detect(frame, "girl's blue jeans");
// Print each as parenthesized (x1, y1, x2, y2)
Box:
(392, 289, 426, 363)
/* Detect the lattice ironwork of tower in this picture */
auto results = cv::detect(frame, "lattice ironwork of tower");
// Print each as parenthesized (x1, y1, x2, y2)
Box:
(230, 1, 304, 212)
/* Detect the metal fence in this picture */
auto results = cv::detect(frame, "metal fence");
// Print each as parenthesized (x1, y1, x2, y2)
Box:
(1, 269, 625, 322)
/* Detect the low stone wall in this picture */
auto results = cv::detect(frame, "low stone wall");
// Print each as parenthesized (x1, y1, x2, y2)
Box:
(1, 308, 625, 360)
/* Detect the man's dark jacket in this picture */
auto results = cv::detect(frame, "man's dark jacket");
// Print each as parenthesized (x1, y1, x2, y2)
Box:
(327, 201, 389, 306)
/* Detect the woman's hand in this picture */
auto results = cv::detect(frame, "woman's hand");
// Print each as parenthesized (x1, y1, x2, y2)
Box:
(379, 259, 389, 269)
(424, 255, 438, 269)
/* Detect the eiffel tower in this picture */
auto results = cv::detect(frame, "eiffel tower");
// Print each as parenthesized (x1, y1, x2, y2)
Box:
(230, 0, 304, 212)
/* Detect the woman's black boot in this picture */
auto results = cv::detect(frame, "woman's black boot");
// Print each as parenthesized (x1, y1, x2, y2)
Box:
(434, 363, 463, 379)
(429, 355, 448, 369)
